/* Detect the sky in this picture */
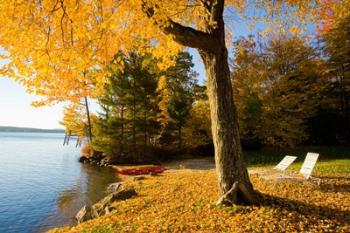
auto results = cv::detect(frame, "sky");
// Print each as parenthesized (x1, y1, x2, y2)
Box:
(0, 78, 65, 129)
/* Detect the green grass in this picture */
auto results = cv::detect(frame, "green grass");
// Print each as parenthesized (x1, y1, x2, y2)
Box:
(245, 146, 350, 175)
(292, 159, 350, 176)
(245, 145, 350, 165)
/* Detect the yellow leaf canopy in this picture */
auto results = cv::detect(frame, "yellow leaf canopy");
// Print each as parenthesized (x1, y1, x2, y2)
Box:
(0, 0, 324, 105)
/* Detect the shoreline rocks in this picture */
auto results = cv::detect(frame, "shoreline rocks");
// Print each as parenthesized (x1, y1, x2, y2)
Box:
(76, 187, 137, 224)
(79, 143, 112, 166)
(106, 182, 122, 193)
(75, 205, 94, 223)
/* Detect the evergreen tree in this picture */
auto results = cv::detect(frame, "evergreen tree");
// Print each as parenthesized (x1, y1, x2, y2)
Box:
(92, 51, 197, 162)
(159, 52, 198, 149)
(92, 52, 159, 162)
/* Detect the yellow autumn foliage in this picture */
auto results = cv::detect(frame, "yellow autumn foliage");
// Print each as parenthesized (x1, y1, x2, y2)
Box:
(60, 104, 86, 138)
(156, 75, 173, 130)
(0, 0, 326, 106)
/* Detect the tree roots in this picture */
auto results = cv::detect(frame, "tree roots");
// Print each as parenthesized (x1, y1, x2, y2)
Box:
(216, 181, 258, 206)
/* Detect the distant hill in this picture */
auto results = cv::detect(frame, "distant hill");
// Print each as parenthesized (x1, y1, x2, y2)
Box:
(0, 126, 65, 133)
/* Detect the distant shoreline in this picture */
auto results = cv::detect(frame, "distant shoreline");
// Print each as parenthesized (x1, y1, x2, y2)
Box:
(0, 126, 65, 133)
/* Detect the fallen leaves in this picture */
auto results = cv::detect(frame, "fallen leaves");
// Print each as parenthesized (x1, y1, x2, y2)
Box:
(49, 166, 350, 233)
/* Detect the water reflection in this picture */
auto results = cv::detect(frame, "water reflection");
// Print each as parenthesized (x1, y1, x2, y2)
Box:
(35, 164, 119, 233)
(0, 132, 121, 233)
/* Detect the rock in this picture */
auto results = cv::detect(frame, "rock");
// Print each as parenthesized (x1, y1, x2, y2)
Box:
(76, 188, 137, 223)
(106, 188, 137, 202)
(107, 182, 122, 193)
(133, 175, 145, 181)
(92, 203, 105, 217)
(93, 188, 137, 216)
(104, 206, 110, 214)
(78, 156, 89, 163)
(76, 204, 93, 224)
(98, 188, 136, 213)
(100, 157, 110, 166)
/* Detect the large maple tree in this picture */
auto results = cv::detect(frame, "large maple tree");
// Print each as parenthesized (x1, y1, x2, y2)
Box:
(0, 0, 328, 205)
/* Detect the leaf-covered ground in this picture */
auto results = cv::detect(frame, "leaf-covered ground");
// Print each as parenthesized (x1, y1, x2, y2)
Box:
(50, 160, 350, 233)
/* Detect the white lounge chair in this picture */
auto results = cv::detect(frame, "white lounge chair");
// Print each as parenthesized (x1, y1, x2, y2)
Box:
(277, 152, 320, 184)
(274, 155, 298, 172)
(256, 155, 297, 178)
(300, 152, 319, 179)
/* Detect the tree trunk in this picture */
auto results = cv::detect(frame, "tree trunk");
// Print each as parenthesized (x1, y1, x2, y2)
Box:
(141, 0, 257, 205)
(63, 132, 68, 146)
(84, 97, 93, 143)
(200, 46, 257, 205)
(144, 108, 148, 147)
(132, 80, 136, 151)
(178, 126, 182, 149)
(120, 105, 125, 155)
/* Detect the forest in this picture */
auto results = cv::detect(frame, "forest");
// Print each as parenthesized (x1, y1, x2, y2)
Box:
(61, 14, 349, 164)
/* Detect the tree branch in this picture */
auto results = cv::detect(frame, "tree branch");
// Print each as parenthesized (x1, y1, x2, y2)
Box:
(141, 1, 213, 52)
(199, 0, 212, 12)
(163, 20, 213, 51)
(211, 0, 224, 25)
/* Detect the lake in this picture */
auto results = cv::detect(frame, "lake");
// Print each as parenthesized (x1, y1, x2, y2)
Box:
(0, 132, 119, 233)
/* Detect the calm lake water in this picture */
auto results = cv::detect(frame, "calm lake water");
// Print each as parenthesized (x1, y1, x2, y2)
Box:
(0, 132, 119, 233)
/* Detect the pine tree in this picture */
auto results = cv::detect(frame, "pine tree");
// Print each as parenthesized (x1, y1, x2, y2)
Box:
(92, 52, 159, 162)
(92, 51, 197, 161)
(157, 52, 197, 149)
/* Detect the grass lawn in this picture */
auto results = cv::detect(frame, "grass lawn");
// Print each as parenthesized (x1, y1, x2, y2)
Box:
(50, 148, 350, 233)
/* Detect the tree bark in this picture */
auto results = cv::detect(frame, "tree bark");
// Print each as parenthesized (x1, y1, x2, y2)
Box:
(120, 105, 125, 155)
(178, 126, 182, 149)
(132, 82, 136, 151)
(144, 107, 148, 147)
(84, 96, 93, 143)
(200, 46, 256, 205)
(63, 132, 68, 146)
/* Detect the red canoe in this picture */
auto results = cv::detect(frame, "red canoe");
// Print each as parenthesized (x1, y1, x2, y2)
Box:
(116, 165, 166, 176)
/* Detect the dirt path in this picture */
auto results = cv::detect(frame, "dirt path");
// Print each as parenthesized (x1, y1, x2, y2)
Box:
(163, 157, 262, 173)
(164, 157, 215, 170)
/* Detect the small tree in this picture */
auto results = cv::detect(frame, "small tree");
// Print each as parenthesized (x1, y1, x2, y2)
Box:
(60, 104, 87, 145)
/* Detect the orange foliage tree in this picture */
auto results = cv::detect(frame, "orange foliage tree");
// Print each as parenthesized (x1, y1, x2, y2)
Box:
(318, 0, 350, 34)
(0, 0, 327, 205)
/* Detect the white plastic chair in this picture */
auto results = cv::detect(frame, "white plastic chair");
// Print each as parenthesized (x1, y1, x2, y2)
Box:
(300, 152, 319, 179)
(277, 152, 320, 184)
(274, 155, 298, 172)
(256, 155, 297, 178)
